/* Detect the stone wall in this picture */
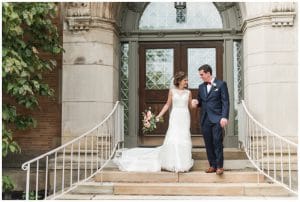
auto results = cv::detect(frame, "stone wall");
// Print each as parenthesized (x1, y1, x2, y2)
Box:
(242, 2, 297, 139)
(62, 3, 121, 142)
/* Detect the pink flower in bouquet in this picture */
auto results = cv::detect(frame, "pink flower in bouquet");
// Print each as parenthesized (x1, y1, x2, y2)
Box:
(146, 111, 152, 120)
(144, 121, 151, 128)
(141, 107, 163, 133)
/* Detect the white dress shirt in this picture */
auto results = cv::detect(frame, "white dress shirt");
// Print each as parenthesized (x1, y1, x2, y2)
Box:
(207, 77, 215, 93)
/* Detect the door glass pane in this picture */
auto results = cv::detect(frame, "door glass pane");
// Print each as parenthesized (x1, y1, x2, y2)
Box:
(139, 2, 223, 30)
(188, 48, 216, 88)
(146, 49, 174, 89)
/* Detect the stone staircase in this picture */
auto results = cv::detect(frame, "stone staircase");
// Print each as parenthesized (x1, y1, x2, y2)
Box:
(56, 148, 296, 199)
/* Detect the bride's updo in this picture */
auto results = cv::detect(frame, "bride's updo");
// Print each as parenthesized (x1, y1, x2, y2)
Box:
(173, 71, 187, 87)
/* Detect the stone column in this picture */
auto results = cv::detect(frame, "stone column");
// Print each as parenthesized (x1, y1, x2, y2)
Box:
(62, 3, 120, 142)
(223, 39, 238, 147)
(242, 2, 297, 139)
(126, 41, 139, 147)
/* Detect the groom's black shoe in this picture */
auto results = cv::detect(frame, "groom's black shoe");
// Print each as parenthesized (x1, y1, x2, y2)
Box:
(205, 167, 216, 173)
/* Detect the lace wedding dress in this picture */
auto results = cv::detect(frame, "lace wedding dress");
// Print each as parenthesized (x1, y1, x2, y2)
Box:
(113, 89, 194, 172)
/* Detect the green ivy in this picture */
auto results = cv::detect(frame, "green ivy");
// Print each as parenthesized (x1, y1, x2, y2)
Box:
(2, 2, 63, 192)
(2, 176, 14, 192)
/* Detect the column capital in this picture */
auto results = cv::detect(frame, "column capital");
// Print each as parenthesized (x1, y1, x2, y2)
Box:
(271, 2, 296, 27)
(65, 3, 91, 32)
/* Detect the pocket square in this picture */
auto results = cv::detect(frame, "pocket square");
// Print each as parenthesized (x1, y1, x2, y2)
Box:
(214, 88, 219, 91)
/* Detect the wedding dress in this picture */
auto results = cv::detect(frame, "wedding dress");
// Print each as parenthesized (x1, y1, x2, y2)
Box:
(113, 89, 194, 172)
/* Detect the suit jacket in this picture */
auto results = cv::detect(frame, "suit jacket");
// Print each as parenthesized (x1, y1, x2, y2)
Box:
(197, 79, 229, 125)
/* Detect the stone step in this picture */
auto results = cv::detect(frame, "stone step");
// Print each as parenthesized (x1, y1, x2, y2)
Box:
(245, 148, 298, 155)
(245, 149, 297, 158)
(241, 157, 297, 170)
(70, 182, 113, 195)
(94, 171, 264, 183)
(249, 135, 297, 141)
(70, 159, 255, 172)
(74, 182, 291, 196)
(105, 159, 256, 171)
(262, 149, 298, 155)
(57, 194, 298, 200)
(257, 156, 298, 164)
(192, 148, 247, 160)
(56, 194, 94, 200)
(260, 162, 298, 171)
(48, 148, 247, 166)
(249, 140, 296, 149)
(67, 181, 293, 197)
(183, 159, 256, 171)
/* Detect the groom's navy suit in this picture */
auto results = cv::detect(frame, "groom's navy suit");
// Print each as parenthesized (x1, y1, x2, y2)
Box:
(197, 79, 229, 169)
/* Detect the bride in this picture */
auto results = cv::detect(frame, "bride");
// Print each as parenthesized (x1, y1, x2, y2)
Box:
(113, 71, 194, 172)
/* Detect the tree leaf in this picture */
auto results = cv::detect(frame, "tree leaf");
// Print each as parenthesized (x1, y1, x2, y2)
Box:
(3, 2, 61, 158)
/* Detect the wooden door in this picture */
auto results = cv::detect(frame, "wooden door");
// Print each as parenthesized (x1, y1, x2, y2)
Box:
(139, 41, 223, 147)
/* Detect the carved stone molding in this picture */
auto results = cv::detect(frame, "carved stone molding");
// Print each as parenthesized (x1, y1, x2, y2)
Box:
(66, 3, 91, 31)
(272, 2, 295, 12)
(271, 2, 295, 27)
(271, 13, 295, 27)
(242, 2, 296, 31)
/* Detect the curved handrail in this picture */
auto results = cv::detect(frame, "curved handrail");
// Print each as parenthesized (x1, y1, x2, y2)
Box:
(239, 100, 298, 195)
(22, 101, 121, 168)
(241, 101, 297, 147)
(21, 101, 124, 200)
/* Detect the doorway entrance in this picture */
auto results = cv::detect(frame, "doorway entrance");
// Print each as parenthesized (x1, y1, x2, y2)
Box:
(139, 41, 223, 146)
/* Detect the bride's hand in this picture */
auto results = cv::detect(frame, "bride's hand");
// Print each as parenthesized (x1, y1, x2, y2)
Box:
(156, 116, 160, 122)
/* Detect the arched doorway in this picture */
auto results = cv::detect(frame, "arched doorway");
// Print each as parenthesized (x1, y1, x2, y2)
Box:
(119, 2, 243, 148)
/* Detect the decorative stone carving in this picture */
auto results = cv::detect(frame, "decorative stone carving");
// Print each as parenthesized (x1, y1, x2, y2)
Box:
(272, 2, 295, 12)
(271, 14, 295, 27)
(271, 2, 295, 27)
(66, 3, 91, 31)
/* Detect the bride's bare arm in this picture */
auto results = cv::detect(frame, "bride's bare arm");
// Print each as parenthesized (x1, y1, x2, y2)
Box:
(188, 90, 193, 110)
(156, 90, 172, 119)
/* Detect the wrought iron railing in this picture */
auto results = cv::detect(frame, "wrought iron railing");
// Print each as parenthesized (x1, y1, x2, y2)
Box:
(238, 100, 298, 195)
(21, 101, 124, 200)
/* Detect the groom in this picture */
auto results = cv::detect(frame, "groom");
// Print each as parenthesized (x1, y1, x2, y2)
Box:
(192, 64, 229, 175)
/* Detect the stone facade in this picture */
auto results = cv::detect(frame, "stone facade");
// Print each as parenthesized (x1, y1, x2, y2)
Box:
(241, 2, 297, 139)
(3, 2, 298, 193)
(62, 2, 297, 145)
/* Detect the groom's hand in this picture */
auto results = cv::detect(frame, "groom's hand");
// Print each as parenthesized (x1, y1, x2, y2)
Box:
(191, 99, 198, 108)
(220, 118, 228, 128)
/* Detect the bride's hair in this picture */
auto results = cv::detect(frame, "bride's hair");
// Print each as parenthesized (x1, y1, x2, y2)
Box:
(173, 71, 187, 87)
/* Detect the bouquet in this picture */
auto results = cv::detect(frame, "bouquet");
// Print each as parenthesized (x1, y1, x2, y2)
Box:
(142, 107, 164, 133)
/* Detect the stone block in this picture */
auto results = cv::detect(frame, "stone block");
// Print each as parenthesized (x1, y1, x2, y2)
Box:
(62, 65, 114, 102)
(63, 42, 114, 66)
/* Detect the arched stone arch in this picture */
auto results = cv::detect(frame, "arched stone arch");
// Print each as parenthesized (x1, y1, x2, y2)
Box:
(120, 2, 244, 32)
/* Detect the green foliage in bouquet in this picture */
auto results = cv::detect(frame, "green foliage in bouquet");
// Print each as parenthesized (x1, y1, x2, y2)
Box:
(141, 107, 163, 133)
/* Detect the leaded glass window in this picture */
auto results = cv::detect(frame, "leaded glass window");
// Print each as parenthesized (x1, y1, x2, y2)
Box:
(146, 49, 174, 89)
(139, 2, 222, 30)
(233, 41, 243, 106)
(233, 40, 243, 136)
(120, 43, 129, 136)
(187, 48, 216, 89)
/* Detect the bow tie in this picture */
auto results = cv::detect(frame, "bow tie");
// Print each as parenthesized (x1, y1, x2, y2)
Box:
(204, 81, 212, 85)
